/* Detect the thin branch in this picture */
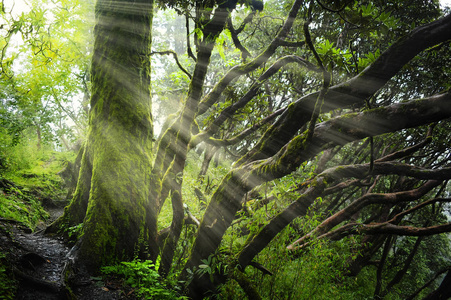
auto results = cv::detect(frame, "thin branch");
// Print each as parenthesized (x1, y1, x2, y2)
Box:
(376, 124, 435, 162)
(406, 267, 451, 300)
(191, 55, 319, 148)
(374, 236, 393, 298)
(387, 198, 451, 225)
(236, 11, 257, 34)
(185, 13, 197, 61)
(304, 0, 331, 141)
(151, 50, 192, 79)
(381, 235, 424, 297)
(196, 0, 305, 116)
(227, 17, 252, 61)
(204, 107, 286, 147)
(249, 261, 273, 275)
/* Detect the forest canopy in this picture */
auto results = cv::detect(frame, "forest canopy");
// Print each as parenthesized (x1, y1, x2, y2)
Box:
(1, 0, 451, 299)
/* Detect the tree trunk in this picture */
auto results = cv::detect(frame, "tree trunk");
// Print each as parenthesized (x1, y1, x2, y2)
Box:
(422, 270, 451, 300)
(48, 0, 155, 271)
(155, 3, 233, 276)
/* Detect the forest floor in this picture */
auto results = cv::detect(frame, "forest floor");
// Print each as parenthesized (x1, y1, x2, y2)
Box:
(0, 205, 138, 300)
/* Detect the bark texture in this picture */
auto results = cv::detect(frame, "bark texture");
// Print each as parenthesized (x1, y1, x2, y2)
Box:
(49, 0, 155, 271)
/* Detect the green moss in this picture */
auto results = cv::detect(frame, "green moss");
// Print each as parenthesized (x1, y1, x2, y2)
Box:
(0, 190, 49, 231)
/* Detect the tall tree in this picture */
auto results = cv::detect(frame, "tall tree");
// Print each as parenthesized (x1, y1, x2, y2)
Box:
(48, 0, 155, 270)
(43, 0, 451, 298)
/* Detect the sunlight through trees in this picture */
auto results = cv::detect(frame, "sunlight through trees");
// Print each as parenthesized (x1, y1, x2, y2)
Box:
(1, 0, 451, 299)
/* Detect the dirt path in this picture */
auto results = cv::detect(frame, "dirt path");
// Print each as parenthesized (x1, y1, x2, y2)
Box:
(0, 214, 129, 299)
(13, 228, 70, 300)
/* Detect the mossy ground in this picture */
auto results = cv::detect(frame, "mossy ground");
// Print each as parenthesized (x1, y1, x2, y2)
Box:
(0, 147, 73, 299)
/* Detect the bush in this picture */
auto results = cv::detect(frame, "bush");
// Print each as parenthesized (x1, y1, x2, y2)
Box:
(101, 259, 187, 299)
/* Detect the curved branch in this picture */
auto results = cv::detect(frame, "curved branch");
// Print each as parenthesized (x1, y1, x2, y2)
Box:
(196, 0, 305, 116)
(304, 0, 332, 142)
(236, 11, 257, 34)
(250, 92, 451, 180)
(185, 13, 197, 61)
(239, 13, 451, 164)
(328, 221, 451, 238)
(151, 50, 192, 79)
(204, 107, 285, 148)
(189, 92, 451, 276)
(227, 17, 252, 60)
(287, 181, 443, 250)
(191, 55, 319, 148)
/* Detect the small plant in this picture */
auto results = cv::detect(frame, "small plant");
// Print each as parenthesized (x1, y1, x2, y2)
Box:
(196, 254, 227, 283)
(101, 259, 186, 299)
(66, 223, 83, 240)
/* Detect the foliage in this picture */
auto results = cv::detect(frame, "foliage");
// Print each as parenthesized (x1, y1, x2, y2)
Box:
(0, 0, 93, 152)
(3, 0, 451, 299)
(101, 259, 187, 299)
(0, 253, 17, 300)
(0, 128, 74, 230)
(0, 190, 49, 230)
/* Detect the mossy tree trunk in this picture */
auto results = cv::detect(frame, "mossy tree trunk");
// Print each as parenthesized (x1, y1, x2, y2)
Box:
(49, 0, 155, 271)
(152, 3, 236, 276)
(183, 90, 451, 297)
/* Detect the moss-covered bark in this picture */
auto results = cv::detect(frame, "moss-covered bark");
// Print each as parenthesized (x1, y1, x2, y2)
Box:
(152, 4, 235, 276)
(46, 142, 93, 233)
(50, 0, 155, 271)
(238, 13, 451, 165)
(182, 92, 451, 296)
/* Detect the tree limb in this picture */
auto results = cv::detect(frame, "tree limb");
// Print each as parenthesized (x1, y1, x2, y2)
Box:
(203, 107, 285, 148)
(287, 182, 443, 250)
(190, 92, 451, 275)
(196, 0, 305, 116)
(239, 13, 451, 164)
(190, 55, 319, 148)
(227, 17, 252, 61)
(329, 221, 451, 237)
(151, 50, 192, 79)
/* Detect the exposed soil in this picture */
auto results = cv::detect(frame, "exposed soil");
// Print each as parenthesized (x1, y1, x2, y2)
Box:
(0, 209, 136, 300)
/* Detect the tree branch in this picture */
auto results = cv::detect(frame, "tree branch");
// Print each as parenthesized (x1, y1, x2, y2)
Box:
(185, 13, 197, 61)
(227, 17, 252, 61)
(240, 13, 451, 164)
(204, 107, 285, 148)
(191, 92, 451, 275)
(196, 0, 305, 116)
(331, 221, 451, 237)
(191, 55, 319, 148)
(151, 50, 192, 79)
(287, 184, 446, 250)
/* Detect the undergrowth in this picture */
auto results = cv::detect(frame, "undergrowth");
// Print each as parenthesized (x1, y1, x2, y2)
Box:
(0, 252, 16, 300)
(0, 190, 49, 230)
(101, 259, 187, 300)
